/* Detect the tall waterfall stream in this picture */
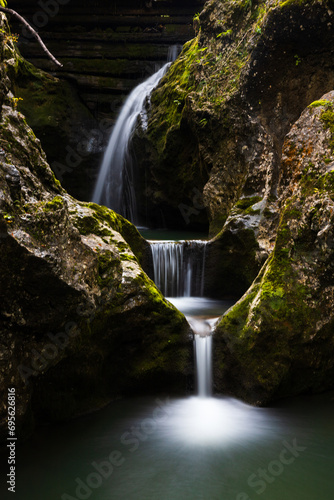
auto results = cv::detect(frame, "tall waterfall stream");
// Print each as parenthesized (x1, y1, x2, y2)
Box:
(92, 46, 181, 223)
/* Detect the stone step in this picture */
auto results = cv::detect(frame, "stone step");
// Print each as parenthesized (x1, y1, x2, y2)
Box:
(28, 57, 167, 79)
(17, 41, 169, 60)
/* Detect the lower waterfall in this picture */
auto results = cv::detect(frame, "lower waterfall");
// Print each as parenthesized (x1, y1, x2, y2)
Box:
(149, 237, 216, 396)
(195, 334, 212, 397)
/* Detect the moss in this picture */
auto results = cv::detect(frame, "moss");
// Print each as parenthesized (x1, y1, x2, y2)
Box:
(320, 103, 334, 152)
(148, 38, 200, 154)
(86, 202, 148, 265)
(308, 99, 331, 108)
(215, 194, 323, 400)
(119, 253, 137, 262)
(96, 251, 119, 287)
(75, 213, 112, 238)
(43, 196, 64, 212)
(216, 284, 260, 338)
(139, 0, 287, 234)
(279, 0, 319, 8)
(318, 170, 334, 197)
(235, 196, 262, 210)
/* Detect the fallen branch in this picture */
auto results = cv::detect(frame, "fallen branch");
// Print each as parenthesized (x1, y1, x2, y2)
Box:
(0, 6, 63, 67)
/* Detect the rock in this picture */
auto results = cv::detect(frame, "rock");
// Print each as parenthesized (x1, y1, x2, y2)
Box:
(213, 91, 334, 404)
(133, 0, 334, 238)
(14, 57, 101, 203)
(0, 13, 192, 442)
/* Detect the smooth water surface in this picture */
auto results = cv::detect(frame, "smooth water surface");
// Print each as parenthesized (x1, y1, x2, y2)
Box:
(6, 392, 334, 500)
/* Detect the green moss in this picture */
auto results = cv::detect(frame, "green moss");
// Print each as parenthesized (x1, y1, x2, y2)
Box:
(96, 251, 119, 287)
(217, 197, 320, 391)
(148, 38, 200, 153)
(308, 99, 331, 108)
(216, 284, 259, 338)
(74, 214, 111, 237)
(320, 103, 334, 152)
(119, 253, 137, 262)
(235, 196, 262, 210)
(86, 202, 148, 264)
(279, 0, 318, 8)
(43, 196, 64, 212)
(318, 170, 334, 197)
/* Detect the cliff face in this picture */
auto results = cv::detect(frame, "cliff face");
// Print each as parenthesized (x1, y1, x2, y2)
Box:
(0, 13, 191, 441)
(11, 0, 204, 122)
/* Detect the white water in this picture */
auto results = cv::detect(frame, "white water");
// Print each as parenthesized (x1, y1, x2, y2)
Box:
(16, 391, 334, 498)
(149, 240, 207, 297)
(195, 334, 212, 397)
(149, 238, 220, 398)
(168, 296, 233, 398)
(92, 46, 181, 223)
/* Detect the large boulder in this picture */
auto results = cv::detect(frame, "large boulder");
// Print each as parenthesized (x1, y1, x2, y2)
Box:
(133, 0, 334, 261)
(0, 13, 191, 442)
(213, 91, 334, 404)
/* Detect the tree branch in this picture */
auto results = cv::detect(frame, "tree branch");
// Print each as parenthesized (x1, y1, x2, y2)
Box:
(0, 7, 63, 68)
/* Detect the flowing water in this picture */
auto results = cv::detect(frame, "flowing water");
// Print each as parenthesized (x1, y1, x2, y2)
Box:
(149, 240, 207, 297)
(3, 136, 333, 500)
(92, 47, 181, 223)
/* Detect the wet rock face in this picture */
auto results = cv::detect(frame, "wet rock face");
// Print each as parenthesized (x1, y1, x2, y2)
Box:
(133, 0, 334, 234)
(213, 91, 334, 404)
(0, 14, 191, 442)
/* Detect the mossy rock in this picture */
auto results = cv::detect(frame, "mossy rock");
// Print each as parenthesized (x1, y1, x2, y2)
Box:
(213, 90, 334, 404)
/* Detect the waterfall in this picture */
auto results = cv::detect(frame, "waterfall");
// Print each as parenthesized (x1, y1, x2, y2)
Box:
(149, 238, 212, 396)
(92, 46, 181, 223)
(149, 240, 207, 297)
(195, 335, 212, 397)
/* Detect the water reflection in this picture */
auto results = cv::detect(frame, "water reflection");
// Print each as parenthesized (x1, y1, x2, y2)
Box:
(159, 396, 276, 447)
(12, 393, 334, 500)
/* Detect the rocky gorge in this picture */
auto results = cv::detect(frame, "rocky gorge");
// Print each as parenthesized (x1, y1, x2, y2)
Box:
(1, 0, 334, 445)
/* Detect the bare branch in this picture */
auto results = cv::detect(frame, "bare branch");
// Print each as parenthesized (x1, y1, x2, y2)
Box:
(0, 7, 63, 68)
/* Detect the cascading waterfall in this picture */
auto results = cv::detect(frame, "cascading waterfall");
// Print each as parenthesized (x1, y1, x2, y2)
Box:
(195, 334, 212, 397)
(149, 238, 213, 397)
(92, 38, 214, 397)
(92, 45, 181, 223)
(149, 240, 207, 297)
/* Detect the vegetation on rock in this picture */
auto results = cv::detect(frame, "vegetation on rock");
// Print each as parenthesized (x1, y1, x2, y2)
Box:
(214, 92, 334, 403)
(0, 13, 191, 442)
